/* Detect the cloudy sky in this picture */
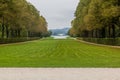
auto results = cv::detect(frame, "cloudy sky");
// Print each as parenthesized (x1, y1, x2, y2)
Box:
(27, 0, 79, 29)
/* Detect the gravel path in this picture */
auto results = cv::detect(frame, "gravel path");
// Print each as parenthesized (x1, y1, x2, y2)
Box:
(0, 68, 120, 80)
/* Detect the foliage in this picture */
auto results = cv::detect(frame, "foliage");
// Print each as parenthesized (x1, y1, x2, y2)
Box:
(0, 0, 49, 39)
(69, 0, 120, 38)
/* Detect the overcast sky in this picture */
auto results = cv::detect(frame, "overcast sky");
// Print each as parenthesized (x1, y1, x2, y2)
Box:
(27, 0, 79, 29)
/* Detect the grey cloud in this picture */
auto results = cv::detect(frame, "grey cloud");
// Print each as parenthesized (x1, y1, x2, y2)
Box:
(27, 0, 79, 29)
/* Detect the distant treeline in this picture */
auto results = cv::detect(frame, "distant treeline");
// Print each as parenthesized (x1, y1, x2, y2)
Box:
(69, 0, 120, 38)
(0, 0, 51, 40)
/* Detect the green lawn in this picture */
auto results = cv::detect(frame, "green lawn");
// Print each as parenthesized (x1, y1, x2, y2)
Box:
(0, 38, 120, 67)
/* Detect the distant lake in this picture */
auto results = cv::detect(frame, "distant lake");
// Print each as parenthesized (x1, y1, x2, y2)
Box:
(52, 35, 68, 39)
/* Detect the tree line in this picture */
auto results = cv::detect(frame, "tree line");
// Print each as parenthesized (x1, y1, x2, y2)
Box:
(0, 0, 51, 39)
(69, 0, 120, 38)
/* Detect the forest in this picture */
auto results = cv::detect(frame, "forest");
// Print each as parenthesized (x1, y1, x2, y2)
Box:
(0, 0, 50, 43)
(69, 0, 120, 40)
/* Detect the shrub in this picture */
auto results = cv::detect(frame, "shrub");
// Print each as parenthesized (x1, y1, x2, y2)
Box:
(0, 37, 40, 44)
(80, 38, 120, 46)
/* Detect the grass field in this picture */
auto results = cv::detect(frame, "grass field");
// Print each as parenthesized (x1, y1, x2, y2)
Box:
(0, 38, 120, 67)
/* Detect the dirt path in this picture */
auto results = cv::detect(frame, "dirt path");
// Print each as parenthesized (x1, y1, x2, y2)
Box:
(0, 68, 120, 80)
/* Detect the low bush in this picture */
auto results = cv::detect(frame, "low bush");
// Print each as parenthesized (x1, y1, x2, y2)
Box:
(0, 37, 40, 44)
(78, 38, 120, 46)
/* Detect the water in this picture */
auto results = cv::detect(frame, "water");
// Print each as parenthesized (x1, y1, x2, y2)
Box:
(52, 35, 68, 39)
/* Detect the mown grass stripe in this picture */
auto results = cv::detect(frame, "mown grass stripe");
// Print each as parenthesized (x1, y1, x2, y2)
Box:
(0, 39, 120, 67)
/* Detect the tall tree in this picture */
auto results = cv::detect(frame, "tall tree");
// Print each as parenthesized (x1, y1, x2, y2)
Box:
(70, 0, 120, 38)
(0, 0, 49, 39)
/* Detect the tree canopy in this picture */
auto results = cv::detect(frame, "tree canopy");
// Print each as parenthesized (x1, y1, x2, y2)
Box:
(0, 0, 49, 38)
(69, 0, 120, 38)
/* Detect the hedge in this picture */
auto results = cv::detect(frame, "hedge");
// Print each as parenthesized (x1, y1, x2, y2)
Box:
(78, 38, 120, 46)
(0, 37, 40, 44)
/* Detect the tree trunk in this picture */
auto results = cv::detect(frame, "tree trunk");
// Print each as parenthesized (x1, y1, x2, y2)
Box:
(112, 25, 115, 38)
(28, 31, 31, 37)
(92, 30, 94, 38)
(18, 29, 21, 37)
(11, 29, 14, 38)
(95, 29, 98, 38)
(101, 27, 106, 38)
(14, 30, 17, 37)
(93, 30, 96, 38)
(6, 25, 9, 38)
(108, 27, 111, 38)
(1, 17, 5, 39)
